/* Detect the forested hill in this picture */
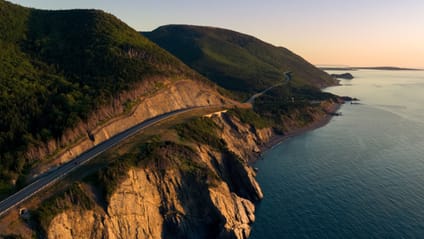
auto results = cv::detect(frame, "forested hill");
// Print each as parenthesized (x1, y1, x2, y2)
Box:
(143, 25, 337, 95)
(0, 0, 201, 195)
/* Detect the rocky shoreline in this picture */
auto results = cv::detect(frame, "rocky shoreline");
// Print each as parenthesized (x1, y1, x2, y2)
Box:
(257, 102, 341, 159)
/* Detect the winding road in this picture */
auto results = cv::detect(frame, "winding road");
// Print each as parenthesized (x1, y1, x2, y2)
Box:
(246, 83, 283, 104)
(0, 107, 201, 217)
(0, 82, 284, 217)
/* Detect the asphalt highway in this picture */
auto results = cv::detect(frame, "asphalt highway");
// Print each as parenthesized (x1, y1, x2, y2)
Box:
(0, 83, 280, 217)
(0, 107, 198, 217)
(246, 83, 283, 104)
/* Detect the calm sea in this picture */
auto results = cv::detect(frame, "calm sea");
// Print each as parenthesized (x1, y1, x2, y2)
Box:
(250, 70, 424, 238)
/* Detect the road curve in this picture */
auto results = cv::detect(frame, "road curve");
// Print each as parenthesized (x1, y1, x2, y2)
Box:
(0, 107, 205, 217)
(245, 83, 283, 104)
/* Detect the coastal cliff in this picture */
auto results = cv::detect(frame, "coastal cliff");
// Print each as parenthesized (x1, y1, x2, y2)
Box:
(43, 112, 271, 239)
(35, 97, 339, 239)
(0, 96, 340, 238)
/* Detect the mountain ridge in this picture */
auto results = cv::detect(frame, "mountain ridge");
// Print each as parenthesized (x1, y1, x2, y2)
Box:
(143, 24, 337, 97)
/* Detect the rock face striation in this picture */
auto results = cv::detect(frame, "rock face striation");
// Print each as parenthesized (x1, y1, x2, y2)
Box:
(46, 112, 271, 239)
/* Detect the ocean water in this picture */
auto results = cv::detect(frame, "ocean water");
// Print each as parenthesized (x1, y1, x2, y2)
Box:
(250, 70, 424, 238)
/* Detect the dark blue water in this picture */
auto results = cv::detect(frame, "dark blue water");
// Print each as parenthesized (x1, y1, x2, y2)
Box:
(250, 70, 424, 238)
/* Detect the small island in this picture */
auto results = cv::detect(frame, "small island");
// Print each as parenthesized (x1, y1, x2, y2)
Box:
(331, 73, 354, 79)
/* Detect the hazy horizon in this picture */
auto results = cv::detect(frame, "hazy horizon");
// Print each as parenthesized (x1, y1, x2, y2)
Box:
(8, 0, 424, 68)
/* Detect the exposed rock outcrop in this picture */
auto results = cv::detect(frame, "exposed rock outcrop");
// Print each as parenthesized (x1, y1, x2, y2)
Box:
(29, 78, 234, 177)
(46, 112, 270, 239)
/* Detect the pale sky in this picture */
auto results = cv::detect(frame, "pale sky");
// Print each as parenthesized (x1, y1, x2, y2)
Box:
(8, 0, 424, 68)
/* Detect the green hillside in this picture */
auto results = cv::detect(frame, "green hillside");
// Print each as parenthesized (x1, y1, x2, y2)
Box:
(0, 1, 200, 195)
(143, 25, 336, 96)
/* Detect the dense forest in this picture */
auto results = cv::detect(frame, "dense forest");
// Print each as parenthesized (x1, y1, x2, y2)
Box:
(0, 0, 197, 196)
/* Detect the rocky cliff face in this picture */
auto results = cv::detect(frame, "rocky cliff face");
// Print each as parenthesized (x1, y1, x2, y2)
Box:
(29, 78, 234, 177)
(46, 112, 271, 239)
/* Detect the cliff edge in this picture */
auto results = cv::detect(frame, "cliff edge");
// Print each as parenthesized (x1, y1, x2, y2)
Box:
(44, 112, 271, 239)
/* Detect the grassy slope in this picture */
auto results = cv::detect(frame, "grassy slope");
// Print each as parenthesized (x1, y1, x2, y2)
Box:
(143, 25, 336, 96)
(0, 0, 203, 196)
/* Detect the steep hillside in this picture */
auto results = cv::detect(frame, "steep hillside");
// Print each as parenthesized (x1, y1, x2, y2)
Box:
(28, 112, 272, 239)
(0, 1, 225, 197)
(143, 25, 337, 96)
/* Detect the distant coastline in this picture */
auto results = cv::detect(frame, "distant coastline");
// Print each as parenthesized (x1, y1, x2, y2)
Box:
(331, 73, 354, 79)
(319, 66, 423, 71)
